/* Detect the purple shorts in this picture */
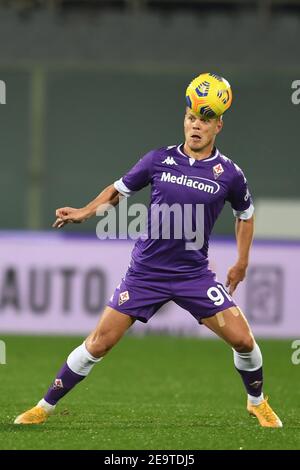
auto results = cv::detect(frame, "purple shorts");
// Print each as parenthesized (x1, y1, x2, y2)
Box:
(107, 265, 236, 323)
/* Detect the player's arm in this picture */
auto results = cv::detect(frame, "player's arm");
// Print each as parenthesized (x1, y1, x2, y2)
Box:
(226, 215, 254, 295)
(53, 150, 154, 229)
(53, 184, 121, 229)
(225, 164, 255, 295)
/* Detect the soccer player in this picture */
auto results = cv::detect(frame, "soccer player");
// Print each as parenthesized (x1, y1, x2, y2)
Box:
(14, 107, 282, 428)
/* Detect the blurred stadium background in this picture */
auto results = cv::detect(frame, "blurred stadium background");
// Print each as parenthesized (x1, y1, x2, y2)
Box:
(0, 0, 300, 450)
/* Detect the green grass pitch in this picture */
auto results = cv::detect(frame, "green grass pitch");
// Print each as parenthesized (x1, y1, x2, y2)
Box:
(0, 335, 299, 450)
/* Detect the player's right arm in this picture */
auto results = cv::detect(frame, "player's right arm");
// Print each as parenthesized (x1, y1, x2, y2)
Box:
(53, 150, 154, 229)
(53, 184, 121, 229)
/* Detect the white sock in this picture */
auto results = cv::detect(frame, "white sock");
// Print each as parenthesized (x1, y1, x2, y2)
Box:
(67, 341, 103, 376)
(37, 398, 56, 413)
(247, 393, 264, 406)
(233, 342, 264, 404)
(233, 342, 263, 371)
(37, 343, 102, 412)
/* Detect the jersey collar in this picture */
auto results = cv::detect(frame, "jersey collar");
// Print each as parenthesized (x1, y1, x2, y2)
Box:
(176, 144, 219, 163)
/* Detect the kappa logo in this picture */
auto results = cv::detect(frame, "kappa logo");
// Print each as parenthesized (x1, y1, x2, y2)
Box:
(119, 290, 130, 306)
(162, 156, 178, 166)
(53, 378, 63, 390)
(213, 163, 224, 179)
(244, 188, 250, 201)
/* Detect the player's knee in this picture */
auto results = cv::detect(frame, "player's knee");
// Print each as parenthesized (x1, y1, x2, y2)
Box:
(232, 334, 254, 353)
(86, 331, 118, 358)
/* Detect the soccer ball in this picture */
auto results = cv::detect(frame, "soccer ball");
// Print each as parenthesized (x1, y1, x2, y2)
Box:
(185, 73, 232, 118)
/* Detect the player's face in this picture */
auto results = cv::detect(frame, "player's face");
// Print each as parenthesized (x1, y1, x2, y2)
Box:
(184, 108, 223, 155)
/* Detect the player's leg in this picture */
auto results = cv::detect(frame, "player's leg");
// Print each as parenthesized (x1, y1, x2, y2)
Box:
(202, 307, 282, 427)
(14, 264, 172, 425)
(202, 306, 261, 398)
(14, 307, 134, 424)
(42, 307, 135, 406)
(85, 306, 136, 357)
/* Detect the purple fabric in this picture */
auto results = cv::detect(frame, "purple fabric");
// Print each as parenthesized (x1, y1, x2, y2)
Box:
(44, 362, 85, 405)
(119, 144, 252, 275)
(235, 366, 263, 397)
(108, 264, 236, 323)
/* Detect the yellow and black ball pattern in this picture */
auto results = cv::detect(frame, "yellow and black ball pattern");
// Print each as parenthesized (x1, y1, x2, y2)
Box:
(186, 72, 232, 118)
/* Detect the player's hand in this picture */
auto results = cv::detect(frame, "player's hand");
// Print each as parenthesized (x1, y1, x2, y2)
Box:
(52, 207, 88, 229)
(225, 262, 247, 296)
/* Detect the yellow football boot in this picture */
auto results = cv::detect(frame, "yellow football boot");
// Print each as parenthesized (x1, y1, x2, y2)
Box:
(14, 406, 50, 425)
(247, 397, 283, 428)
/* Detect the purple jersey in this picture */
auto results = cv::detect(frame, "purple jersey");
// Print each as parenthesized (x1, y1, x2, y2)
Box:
(114, 144, 253, 275)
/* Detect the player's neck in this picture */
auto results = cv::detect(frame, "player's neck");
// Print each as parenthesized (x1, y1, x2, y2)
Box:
(183, 143, 215, 160)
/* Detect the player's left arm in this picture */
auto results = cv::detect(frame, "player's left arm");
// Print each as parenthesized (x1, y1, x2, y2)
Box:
(226, 164, 254, 295)
(226, 215, 254, 295)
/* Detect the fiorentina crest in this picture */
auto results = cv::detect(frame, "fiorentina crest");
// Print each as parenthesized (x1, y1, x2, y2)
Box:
(213, 163, 224, 179)
(119, 290, 130, 306)
(53, 378, 63, 390)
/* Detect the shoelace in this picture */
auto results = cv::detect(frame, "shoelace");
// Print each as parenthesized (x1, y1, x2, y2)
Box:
(27, 409, 44, 419)
(258, 399, 277, 423)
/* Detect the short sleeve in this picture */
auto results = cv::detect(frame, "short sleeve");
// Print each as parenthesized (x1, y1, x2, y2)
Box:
(227, 164, 254, 220)
(114, 151, 154, 197)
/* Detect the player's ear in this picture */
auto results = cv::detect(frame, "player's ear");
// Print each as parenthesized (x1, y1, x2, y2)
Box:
(215, 116, 223, 134)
